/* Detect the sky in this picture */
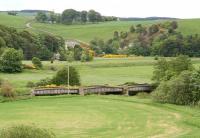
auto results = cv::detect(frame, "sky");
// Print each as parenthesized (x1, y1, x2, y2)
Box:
(0, 0, 199, 19)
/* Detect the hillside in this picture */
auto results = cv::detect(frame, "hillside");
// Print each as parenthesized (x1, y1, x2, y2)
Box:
(177, 19, 200, 35)
(0, 12, 31, 29)
(30, 19, 200, 43)
(0, 13, 200, 43)
(30, 20, 160, 42)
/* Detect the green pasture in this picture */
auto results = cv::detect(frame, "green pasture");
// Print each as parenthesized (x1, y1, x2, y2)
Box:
(1, 57, 200, 90)
(30, 20, 159, 42)
(0, 12, 31, 29)
(0, 95, 199, 138)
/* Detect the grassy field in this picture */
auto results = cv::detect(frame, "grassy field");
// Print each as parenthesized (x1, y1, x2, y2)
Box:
(1, 57, 200, 90)
(0, 12, 31, 29)
(30, 20, 160, 42)
(30, 19, 200, 42)
(0, 95, 200, 138)
(0, 13, 200, 43)
(177, 19, 200, 36)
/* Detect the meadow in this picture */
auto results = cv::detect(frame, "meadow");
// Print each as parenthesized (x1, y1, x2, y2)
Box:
(30, 19, 200, 42)
(0, 12, 32, 29)
(1, 57, 200, 91)
(1, 12, 200, 43)
(0, 95, 200, 138)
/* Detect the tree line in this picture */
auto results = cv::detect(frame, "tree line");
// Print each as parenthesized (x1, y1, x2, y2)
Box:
(90, 21, 200, 57)
(35, 9, 118, 24)
(0, 24, 65, 60)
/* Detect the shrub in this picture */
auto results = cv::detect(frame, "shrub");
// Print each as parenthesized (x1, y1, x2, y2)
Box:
(152, 55, 193, 83)
(49, 66, 57, 71)
(0, 125, 55, 138)
(154, 56, 159, 60)
(23, 64, 36, 70)
(0, 48, 23, 73)
(152, 70, 200, 105)
(32, 57, 42, 69)
(15, 88, 31, 96)
(136, 92, 150, 99)
(0, 78, 3, 85)
(52, 66, 80, 86)
(0, 81, 16, 98)
(26, 81, 35, 88)
(35, 78, 52, 87)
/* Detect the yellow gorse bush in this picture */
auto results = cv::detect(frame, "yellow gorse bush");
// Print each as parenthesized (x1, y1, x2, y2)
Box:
(103, 54, 128, 58)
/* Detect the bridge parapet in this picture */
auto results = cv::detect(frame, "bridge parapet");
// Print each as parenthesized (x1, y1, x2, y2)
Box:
(32, 84, 153, 96)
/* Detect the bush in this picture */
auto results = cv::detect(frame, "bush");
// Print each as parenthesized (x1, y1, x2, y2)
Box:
(0, 125, 55, 138)
(0, 78, 3, 85)
(154, 56, 159, 60)
(52, 66, 80, 86)
(136, 92, 150, 99)
(0, 81, 16, 98)
(35, 78, 52, 87)
(15, 88, 31, 95)
(32, 57, 42, 69)
(49, 66, 57, 71)
(0, 48, 23, 73)
(152, 55, 193, 83)
(152, 70, 200, 105)
(23, 64, 36, 70)
(26, 81, 35, 88)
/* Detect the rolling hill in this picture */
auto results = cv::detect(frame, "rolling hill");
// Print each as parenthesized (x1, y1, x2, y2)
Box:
(0, 12, 32, 29)
(0, 12, 200, 43)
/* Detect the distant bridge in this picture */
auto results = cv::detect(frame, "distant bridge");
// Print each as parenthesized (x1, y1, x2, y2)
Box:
(32, 84, 153, 96)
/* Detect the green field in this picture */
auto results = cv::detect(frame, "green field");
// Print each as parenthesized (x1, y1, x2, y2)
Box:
(0, 95, 200, 138)
(0, 13, 31, 29)
(30, 20, 160, 42)
(30, 19, 200, 42)
(1, 13, 200, 43)
(1, 57, 200, 90)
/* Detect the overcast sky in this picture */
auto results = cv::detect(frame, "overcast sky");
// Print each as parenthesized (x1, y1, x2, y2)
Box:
(0, 0, 199, 19)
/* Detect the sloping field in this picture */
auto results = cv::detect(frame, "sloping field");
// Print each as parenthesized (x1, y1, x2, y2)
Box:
(177, 19, 200, 35)
(0, 95, 199, 138)
(0, 13, 31, 28)
(30, 20, 161, 42)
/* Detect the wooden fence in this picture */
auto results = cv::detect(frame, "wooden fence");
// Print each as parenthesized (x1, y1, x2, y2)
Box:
(32, 84, 153, 96)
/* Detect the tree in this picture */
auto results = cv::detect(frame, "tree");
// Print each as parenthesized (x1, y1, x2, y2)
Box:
(7, 11, 17, 16)
(61, 9, 79, 25)
(52, 66, 80, 86)
(49, 12, 57, 23)
(81, 50, 93, 62)
(0, 37, 6, 48)
(130, 25, 135, 33)
(152, 55, 193, 84)
(80, 11, 87, 23)
(35, 12, 48, 22)
(149, 24, 159, 35)
(171, 21, 178, 30)
(90, 38, 104, 55)
(113, 31, 119, 40)
(32, 57, 42, 69)
(74, 45, 83, 60)
(152, 70, 200, 105)
(88, 10, 102, 23)
(0, 48, 23, 73)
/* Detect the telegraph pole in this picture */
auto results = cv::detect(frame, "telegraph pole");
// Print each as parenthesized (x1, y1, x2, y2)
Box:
(68, 64, 70, 95)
